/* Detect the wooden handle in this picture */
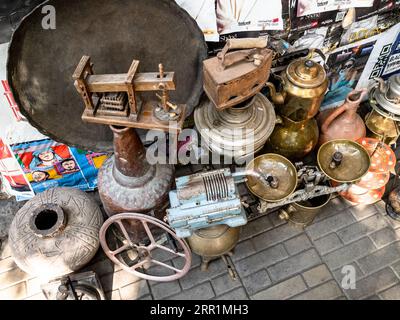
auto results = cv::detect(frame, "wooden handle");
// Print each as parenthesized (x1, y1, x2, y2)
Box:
(226, 38, 268, 50)
(219, 37, 268, 67)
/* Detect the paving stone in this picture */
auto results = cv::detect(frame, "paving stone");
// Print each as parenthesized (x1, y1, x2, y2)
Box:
(306, 212, 356, 240)
(336, 296, 347, 300)
(0, 257, 16, 273)
(24, 292, 46, 300)
(313, 197, 351, 222)
(267, 249, 321, 283)
(231, 240, 256, 262)
(139, 295, 153, 300)
(345, 267, 398, 300)
(313, 233, 343, 255)
(151, 246, 178, 262)
(173, 253, 201, 270)
(323, 237, 376, 270)
(0, 267, 30, 290)
(268, 210, 287, 227)
(369, 228, 399, 248)
(211, 273, 242, 296)
(284, 234, 312, 255)
(391, 260, 400, 278)
(291, 281, 343, 300)
(363, 295, 381, 300)
(0, 238, 12, 259)
(251, 276, 307, 300)
(252, 223, 303, 251)
(151, 280, 181, 300)
(120, 280, 150, 300)
(234, 244, 288, 277)
(336, 214, 389, 244)
(302, 264, 332, 288)
(26, 277, 44, 297)
(240, 215, 274, 240)
(105, 289, 121, 300)
(357, 242, 400, 274)
(379, 284, 400, 299)
(216, 287, 249, 300)
(242, 269, 271, 296)
(168, 282, 215, 300)
(349, 205, 379, 221)
(100, 269, 141, 292)
(82, 258, 118, 277)
(0, 281, 27, 300)
(179, 258, 227, 290)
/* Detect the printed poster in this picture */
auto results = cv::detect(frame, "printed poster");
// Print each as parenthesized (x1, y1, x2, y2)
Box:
(297, 0, 374, 17)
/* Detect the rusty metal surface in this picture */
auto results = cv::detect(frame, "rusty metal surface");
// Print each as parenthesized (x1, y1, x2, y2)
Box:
(7, 0, 207, 152)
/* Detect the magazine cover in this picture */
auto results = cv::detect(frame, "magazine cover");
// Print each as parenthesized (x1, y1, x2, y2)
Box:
(356, 22, 400, 88)
(10, 139, 109, 195)
(321, 35, 378, 109)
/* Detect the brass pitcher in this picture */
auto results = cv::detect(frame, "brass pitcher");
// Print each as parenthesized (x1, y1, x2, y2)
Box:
(268, 115, 319, 160)
(266, 50, 328, 122)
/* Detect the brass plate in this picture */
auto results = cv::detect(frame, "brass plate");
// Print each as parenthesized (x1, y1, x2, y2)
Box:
(317, 139, 370, 183)
(246, 153, 298, 202)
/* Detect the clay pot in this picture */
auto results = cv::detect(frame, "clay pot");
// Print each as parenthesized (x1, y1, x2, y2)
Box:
(8, 188, 103, 279)
(268, 115, 319, 160)
(318, 89, 367, 145)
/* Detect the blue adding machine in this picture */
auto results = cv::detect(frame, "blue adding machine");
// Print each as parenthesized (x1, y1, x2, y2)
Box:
(167, 168, 247, 238)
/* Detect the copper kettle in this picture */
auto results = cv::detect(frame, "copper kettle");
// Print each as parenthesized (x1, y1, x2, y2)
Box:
(266, 49, 328, 121)
(318, 89, 367, 145)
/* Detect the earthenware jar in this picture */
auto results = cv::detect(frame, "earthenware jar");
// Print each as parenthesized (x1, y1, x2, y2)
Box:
(318, 89, 367, 145)
(9, 188, 103, 279)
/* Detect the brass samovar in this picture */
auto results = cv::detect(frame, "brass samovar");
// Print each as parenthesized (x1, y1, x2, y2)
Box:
(365, 75, 400, 145)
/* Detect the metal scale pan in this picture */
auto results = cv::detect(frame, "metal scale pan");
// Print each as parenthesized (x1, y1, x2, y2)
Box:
(7, 0, 207, 152)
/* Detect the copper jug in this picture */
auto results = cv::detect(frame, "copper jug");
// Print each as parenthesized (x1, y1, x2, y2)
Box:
(268, 115, 319, 160)
(318, 89, 367, 145)
(266, 50, 328, 121)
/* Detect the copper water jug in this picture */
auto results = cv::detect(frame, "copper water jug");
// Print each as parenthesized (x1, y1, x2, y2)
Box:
(318, 89, 367, 145)
(266, 50, 328, 121)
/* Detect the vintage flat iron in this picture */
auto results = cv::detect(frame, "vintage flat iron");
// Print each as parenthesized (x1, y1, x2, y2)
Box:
(73, 56, 185, 133)
(203, 37, 273, 110)
(167, 168, 247, 238)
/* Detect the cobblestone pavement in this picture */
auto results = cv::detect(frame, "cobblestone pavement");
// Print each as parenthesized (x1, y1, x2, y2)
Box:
(1, 195, 400, 300)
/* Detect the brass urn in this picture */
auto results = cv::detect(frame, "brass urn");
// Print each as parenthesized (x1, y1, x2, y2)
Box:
(266, 51, 328, 122)
(267, 115, 319, 160)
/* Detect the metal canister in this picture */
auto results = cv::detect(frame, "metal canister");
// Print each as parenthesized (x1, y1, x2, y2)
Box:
(279, 193, 332, 227)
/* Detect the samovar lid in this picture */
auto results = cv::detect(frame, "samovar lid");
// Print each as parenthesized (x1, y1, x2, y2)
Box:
(372, 75, 400, 118)
(245, 153, 298, 202)
(387, 75, 400, 100)
(317, 139, 370, 183)
(286, 58, 327, 89)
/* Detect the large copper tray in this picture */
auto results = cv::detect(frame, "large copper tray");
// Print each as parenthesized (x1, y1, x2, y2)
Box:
(7, 0, 207, 152)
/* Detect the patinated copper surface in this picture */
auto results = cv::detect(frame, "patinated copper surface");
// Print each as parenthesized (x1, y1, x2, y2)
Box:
(7, 0, 207, 152)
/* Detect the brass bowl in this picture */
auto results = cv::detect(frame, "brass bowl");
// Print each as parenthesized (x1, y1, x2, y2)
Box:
(246, 153, 298, 202)
(317, 139, 371, 183)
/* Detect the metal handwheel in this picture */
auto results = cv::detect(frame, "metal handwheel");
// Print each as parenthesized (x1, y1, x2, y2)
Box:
(99, 213, 191, 282)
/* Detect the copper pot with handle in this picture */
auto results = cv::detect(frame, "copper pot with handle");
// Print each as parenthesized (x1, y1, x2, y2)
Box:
(266, 49, 328, 122)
